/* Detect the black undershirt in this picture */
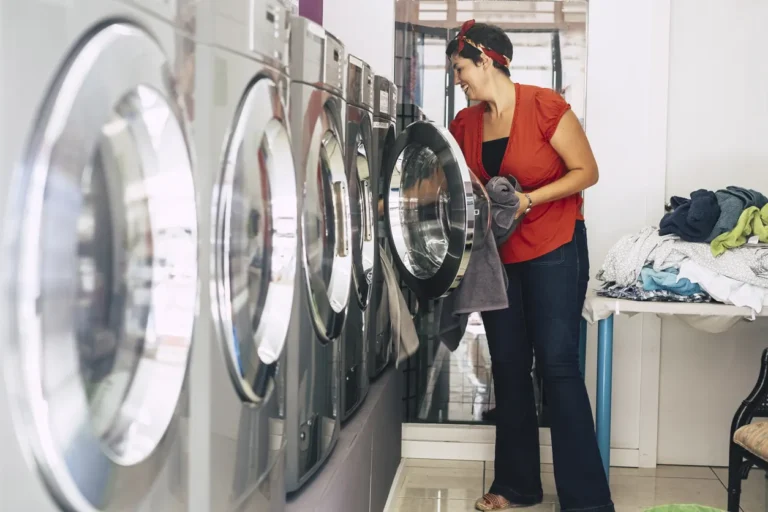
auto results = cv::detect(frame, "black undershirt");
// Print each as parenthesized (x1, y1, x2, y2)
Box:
(482, 137, 509, 177)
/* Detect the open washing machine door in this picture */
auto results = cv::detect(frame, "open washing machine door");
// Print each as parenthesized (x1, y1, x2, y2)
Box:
(2, 23, 197, 511)
(211, 75, 299, 405)
(382, 120, 479, 300)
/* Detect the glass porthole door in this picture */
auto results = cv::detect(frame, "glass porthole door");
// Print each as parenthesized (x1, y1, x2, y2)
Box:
(302, 102, 353, 344)
(212, 76, 299, 404)
(2, 23, 197, 511)
(383, 121, 477, 299)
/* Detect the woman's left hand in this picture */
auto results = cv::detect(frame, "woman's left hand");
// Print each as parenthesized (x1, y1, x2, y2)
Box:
(515, 191, 530, 219)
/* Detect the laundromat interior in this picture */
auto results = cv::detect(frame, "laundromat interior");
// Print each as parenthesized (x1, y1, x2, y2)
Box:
(3, 0, 768, 511)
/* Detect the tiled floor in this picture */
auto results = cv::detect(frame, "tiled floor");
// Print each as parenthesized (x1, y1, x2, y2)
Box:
(389, 458, 768, 512)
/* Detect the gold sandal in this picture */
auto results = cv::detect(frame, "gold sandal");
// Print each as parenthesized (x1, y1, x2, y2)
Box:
(475, 493, 512, 511)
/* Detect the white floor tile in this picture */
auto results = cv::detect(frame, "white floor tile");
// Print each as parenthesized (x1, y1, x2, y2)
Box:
(392, 497, 556, 511)
(484, 462, 555, 473)
(398, 466, 485, 501)
(712, 466, 766, 512)
(391, 460, 762, 512)
(484, 468, 559, 503)
(405, 458, 484, 470)
(653, 466, 718, 480)
(608, 474, 727, 509)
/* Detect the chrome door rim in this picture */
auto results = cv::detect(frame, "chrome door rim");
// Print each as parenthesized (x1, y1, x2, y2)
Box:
(301, 96, 352, 343)
(383, 120, 474, 299)
(349, 115, 375, 309)
(1, 22, 197, 511)
(212, 75, 299, 405)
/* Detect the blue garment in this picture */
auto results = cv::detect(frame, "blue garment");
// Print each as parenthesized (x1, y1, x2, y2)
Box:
(480, 221, 614, 512)
(659, 189, 720, 242)
(639, 267, 703, 296)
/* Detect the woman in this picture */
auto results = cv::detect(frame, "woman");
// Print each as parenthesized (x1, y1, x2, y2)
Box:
(445, 21, 613, 512)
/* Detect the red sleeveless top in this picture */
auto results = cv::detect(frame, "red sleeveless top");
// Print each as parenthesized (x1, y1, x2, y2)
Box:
(449, 83, 584, 264)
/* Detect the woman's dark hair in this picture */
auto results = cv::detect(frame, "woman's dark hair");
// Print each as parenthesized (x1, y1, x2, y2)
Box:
(446, 22, 513, 77)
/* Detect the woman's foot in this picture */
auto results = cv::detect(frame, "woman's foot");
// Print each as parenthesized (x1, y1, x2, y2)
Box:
(475, 493, 526, 510)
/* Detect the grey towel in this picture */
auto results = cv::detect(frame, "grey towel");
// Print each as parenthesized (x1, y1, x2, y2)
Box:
(706, 187, 768, 242)
(725, 186, 768, 208)
(486, 176, 523, 246)
(451, 226, 509, 315)
(436, 299, 468, 352)
(438, 183, 509, 352)
(380, 247, 419, 366)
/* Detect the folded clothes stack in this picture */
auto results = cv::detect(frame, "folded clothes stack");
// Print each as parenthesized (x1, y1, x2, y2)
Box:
(597, 186, 768, 314)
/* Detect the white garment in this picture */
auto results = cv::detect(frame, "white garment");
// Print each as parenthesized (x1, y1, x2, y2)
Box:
(677, 259, 768, 314)
(597, 227, 677, 286)
(652, 238, 768, 289)
(599, 227, 768, 289)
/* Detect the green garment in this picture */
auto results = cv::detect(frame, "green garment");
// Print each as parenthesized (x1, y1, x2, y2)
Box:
(644, 506, 724, 512)
(711, 204, 768, 256)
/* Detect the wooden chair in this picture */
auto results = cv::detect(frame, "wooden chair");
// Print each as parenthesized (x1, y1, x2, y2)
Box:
(727, 348, 768, 512)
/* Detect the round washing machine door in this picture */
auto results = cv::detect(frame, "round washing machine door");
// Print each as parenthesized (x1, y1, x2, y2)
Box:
(2, 23, 197, 511)
(383, 121, 478, 299)
(348, 117, 375, 310)
(302, 98, 353, 343)
(211, 76, 298, 405)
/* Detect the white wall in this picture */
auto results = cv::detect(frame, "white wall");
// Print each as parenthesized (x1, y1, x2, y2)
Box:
(657, 0, 768, 466)
(586, 0, 768, 467)
(582, 0, 670, 461)
(322, 0, 395, 80)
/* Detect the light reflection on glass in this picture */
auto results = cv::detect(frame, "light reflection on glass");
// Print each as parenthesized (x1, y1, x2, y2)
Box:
(306, 133, 339, 298)
(74, 86, 196, 463)
(394, 145, 450, 279)
(227, 131, 269, 374)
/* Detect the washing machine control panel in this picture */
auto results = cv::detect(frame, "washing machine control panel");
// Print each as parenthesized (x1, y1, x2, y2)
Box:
(346, 55, 374, 111)
(250, 0, 290, 69)
(289, 17, 346, 96)
(323, 31, 346, 95)
(373, 75, 397, 121)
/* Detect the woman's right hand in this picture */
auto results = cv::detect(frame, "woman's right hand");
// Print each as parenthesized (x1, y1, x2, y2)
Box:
(515, 191, 530, 219)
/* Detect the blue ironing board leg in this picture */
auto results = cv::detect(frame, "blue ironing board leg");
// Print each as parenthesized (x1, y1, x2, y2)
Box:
(579, 318, 587, 379)
(596, 315, 614, 478)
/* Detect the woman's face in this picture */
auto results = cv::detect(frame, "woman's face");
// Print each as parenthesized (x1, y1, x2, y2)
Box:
(451, 54, 489, 102)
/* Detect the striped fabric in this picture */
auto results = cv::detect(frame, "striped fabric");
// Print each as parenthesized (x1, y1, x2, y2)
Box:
(734, 421, 768, 461)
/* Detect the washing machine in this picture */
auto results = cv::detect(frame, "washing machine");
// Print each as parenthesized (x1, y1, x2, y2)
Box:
(368, 75, 399, 380)
(192, 0, 298, 511)
(284, 16, 352, 493)
(0, 1, 198, 511)
(339, 55, 376, 422)
(375, 82, 486, 370)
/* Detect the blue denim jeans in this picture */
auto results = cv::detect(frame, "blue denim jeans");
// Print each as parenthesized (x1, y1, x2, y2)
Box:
(481, 221, 614, 512)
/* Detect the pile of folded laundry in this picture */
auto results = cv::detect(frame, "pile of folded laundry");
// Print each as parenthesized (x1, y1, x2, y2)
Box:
(597, 186, 768, 313)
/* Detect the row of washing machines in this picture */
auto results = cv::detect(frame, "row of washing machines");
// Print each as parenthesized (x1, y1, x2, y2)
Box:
(0, 0, 479, 510)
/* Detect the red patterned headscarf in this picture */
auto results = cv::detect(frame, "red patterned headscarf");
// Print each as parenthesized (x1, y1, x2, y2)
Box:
(455, 19, 511, 68)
